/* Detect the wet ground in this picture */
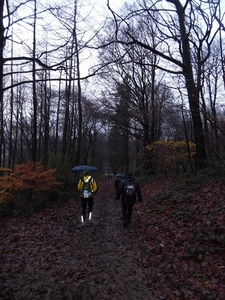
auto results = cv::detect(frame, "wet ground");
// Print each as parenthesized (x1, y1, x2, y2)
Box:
(0, 180, 152, 300)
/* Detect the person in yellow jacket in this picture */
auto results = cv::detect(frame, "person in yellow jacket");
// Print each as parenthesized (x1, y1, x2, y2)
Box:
(77, 170, 98, 226)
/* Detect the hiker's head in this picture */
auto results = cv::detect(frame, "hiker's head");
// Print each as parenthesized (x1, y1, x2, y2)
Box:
(127, 172, 133, 178)
(84, 170, 91, 176)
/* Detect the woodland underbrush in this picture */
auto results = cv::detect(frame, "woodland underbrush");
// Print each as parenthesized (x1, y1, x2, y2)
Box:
(0, 169, 224, 298)
(136, 170, 225, 298)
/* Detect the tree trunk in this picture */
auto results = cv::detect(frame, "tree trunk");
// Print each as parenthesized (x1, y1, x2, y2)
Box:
(74, 0, 82, 166)
(0, 0, 4, 167)
(32, 0, 37, 162)
(168, 0, 207, 170)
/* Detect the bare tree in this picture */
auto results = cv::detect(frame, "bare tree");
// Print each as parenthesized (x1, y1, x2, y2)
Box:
(201, 39, 225, 157)
(0, 0, 5, 166)
(103, 0, 224, 170)
(96, 14, 174, 171)
(0, 0, 105, 168)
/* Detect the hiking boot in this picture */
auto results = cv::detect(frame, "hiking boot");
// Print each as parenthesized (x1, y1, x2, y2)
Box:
(86, 219, 92, 225)
(123, 220, 128, 227)
(81, 215, 86, 226)
(87, 220, 92, 226)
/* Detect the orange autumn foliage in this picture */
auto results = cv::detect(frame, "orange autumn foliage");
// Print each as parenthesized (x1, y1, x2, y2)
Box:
(145, 140, 196, 174)
(0, 168, 23, 203)
(14, 161, 61, 191)
(0, 161, 62, 203)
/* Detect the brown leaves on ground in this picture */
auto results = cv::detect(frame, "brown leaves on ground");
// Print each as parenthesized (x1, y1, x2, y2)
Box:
(0, 176, 224, 299)
(137, 177, 225, 299)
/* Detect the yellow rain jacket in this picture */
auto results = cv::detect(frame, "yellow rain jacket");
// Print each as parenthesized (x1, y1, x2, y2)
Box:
(77, 175, 98, 198)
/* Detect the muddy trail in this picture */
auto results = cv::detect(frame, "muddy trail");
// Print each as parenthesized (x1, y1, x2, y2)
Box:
(0, 179, 152, 300)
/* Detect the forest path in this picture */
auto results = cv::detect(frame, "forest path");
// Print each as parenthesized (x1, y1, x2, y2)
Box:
(0, 179, 152, 300)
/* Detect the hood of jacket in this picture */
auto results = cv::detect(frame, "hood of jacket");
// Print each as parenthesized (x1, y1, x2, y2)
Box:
(126, 172, 135, 181)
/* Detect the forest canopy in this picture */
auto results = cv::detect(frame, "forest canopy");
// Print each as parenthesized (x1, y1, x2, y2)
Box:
(0, 0, 225, 175)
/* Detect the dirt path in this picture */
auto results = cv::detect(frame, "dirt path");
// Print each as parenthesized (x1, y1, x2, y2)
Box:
(0, 179, 152, 300)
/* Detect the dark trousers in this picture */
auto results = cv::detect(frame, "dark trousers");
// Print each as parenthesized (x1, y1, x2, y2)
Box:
(81, 197, 93, 220)
(122, 204, 133, 222)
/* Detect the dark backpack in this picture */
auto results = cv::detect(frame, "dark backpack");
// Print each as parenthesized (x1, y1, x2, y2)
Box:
(114, 178, 121, 189)
(125, 180, 136, 196)
(81, 177, 93, 198)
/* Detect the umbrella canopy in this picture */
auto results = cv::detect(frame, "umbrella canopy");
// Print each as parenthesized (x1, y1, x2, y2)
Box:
(71, 165, 98, 173)
(116, 173, 125, 178)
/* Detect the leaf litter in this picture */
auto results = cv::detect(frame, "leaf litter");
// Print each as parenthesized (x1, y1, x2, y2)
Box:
(0, 177, 224, 299)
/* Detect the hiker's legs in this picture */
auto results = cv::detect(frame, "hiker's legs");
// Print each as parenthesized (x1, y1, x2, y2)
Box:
(127, 204, 133, 222)
(122, 204, 128, 224)
(87, 198, 94, 219)
(81, 198, 87, 221)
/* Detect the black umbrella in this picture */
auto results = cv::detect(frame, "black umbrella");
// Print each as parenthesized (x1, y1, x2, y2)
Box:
(116, 173, 125, 178)
(71, 165, 98, 173)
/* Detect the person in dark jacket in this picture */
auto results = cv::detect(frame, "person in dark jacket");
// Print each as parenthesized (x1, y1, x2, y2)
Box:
(116, 172, 142, 227)
(114, 176, 121, 195)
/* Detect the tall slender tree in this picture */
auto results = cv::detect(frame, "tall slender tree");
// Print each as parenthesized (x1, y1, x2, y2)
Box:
(167, 0, 206, 170)
(0, 0, 5, 166)
(31, 0, 38, 162)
